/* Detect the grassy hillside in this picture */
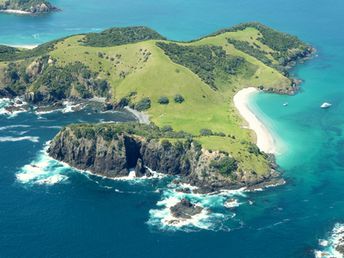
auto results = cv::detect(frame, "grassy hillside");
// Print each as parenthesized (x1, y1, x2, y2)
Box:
(0, 23, 312, 176)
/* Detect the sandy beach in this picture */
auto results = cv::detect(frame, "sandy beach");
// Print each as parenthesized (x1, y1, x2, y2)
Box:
(0, 9, 31, 15)
(9, 44, 38, 49)
(233, 87, 276, 154)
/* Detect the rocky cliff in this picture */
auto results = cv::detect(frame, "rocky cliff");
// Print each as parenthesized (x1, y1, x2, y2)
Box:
(47, 123, 282, 193)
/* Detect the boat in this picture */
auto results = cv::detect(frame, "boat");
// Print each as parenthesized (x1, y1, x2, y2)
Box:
(283, 102, 288, 106)
(320, 102, 332, 109)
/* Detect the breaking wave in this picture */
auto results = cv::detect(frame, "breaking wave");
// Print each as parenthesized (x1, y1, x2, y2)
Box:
(315, 223, 344, 258)
(147, 183, 247, 232)
(16, 142, 69, 185)
(0, 97, 28, 118)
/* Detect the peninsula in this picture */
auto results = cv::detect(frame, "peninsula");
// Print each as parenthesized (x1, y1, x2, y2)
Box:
(0, 0, 59, 14)
(0, 23, 314, 192)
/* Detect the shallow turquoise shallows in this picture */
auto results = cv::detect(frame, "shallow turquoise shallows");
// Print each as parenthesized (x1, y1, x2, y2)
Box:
(1, 0, 344, 257)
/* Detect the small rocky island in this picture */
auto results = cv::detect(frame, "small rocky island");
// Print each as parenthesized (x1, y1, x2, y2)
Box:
(0, 0, 59, 14)
(170, 199, 203, 219)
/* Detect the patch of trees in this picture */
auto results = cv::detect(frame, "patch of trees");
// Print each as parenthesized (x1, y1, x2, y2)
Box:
(210, 156, 238, 176)
(227, 38, 273, 67)
(69, 122, 193, 142)
(199, 128, 226, 137)
(209, 22, 308, 51)
(156, 42, 246, 90)
(82, 26, 166, 47)
(4, 60, 109, 100)
(0, 39, 62, 62)
(247, 142, 261, 155)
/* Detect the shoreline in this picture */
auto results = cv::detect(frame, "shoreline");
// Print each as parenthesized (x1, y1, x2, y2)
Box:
(124, 106, 150, 124)
(233, 87, 277, 154)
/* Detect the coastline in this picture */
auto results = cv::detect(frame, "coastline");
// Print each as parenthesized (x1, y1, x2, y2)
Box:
(233, 87, 277, 154)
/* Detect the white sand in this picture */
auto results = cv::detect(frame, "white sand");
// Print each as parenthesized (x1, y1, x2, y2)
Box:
(0, 9, 31, 15)
(233, 87, 276, 154)
(9, 44, 38, 49)
(124, 106, 150, 124)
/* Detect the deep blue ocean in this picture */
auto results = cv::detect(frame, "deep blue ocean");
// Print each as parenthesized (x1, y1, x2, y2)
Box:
(1, 0, 344, 257)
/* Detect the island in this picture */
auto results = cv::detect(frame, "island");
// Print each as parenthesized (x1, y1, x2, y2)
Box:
(0, 23, 314, 193)
(0, 0, 59, 15)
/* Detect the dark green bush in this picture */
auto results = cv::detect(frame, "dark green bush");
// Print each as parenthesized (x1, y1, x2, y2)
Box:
(211, 156, 238, 175)
(248, 143, 261, 155)
(200, 128, 213, 136)
(174, 94, 185, 103)
(161, 139, 172, 150)
(161, 125, 173, 132)
(158, 96, 169, 105)
(135, 97, 151, 111)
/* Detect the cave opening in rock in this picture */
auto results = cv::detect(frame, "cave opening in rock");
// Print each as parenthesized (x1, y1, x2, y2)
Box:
(123, 136, 141, 168)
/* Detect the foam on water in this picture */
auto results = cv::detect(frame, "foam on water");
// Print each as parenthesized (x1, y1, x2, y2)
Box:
(16, 142, 69, 186)
(0, 98, 11, 115)
(147, 183, 246, 232)
(0, 125, 30, 131)
(34, 101, 83, 116)
(0, 136, 39, 143)
(314, 223, 344, 258)
(76, 166, 166, 184)
(0, 97, 28, 118)
(62, 101, 83, 113)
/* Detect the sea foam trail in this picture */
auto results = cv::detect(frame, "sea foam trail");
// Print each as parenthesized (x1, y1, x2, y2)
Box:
(0, 125, 30, 131)
(0, 136, 39, 143)
(314, 223, 344, 258)
(147, 183, 246, 232)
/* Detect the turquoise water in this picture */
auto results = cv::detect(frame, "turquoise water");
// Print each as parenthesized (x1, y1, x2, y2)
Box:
(1, 0, 344, 257)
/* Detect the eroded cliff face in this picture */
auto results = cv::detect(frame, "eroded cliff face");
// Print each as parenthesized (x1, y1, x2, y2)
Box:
(48, 126, 282, 192)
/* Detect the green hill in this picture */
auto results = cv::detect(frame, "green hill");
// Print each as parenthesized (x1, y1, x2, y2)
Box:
(0, 23, 313, 177)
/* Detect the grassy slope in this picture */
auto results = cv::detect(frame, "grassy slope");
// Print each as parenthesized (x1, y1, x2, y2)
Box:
(0, 25, 298, 175)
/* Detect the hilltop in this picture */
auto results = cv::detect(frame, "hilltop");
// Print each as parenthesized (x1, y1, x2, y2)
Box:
(0, 0, 59, 14)
(0, 23, 313, 188)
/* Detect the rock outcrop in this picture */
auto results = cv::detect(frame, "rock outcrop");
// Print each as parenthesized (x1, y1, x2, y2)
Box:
(170, 199, 203, 219)
(47, 123, 282, 193)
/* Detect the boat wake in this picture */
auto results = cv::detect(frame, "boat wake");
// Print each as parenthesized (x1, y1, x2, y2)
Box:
(315, 223, 344, 258)
(147, 183, 247, 232)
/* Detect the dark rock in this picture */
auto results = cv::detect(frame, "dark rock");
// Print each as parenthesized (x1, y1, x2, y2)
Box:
(176, 188, 192, 194)
(170, 198, 203, 219)
(103, 102, 114, 111)
(24, 91, 44, 104)
(135, 158, 145, 177)
(0, 87, 17, 98)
